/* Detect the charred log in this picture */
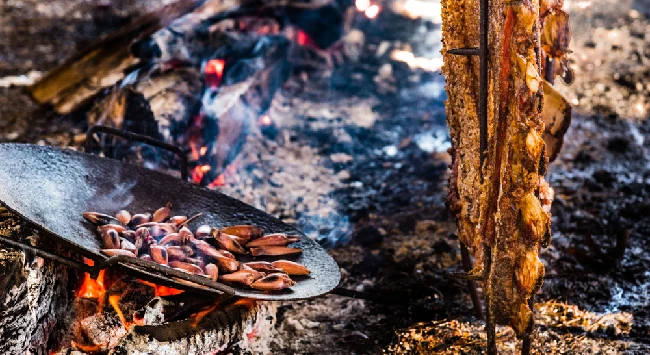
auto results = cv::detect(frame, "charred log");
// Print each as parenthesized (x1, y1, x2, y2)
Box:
(0, 206, 76, 355)
(87, 32, 292, 180)
(28, 0, 206, 114)
(29, 0, 345, 116)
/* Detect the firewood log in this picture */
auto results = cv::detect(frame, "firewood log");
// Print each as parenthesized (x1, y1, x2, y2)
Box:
(29, 0, 206, 114)
(28, 0, 340, 115)
(0, 206, 75, 355)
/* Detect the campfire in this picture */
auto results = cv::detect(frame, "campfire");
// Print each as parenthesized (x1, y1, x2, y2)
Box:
(0, 2, 346, 352)
(63, 201, 311, 351)
(68, 258, 273, 353)
(2, 0, 650, 354)
(0, 138, 339, 353)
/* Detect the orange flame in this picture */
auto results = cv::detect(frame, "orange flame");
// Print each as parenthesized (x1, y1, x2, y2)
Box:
(108, 294, 131, 328)
(207, 174, 225, 188)
(138, 280, 184, 297)
(154, 285, 184, 297)
(191, 166, 205, 184)
(191, 164, 213, 184)
(190, 303, 220, 328)
(77, 259, 106, 301)
(190, 141, 201, 161)
(204, 59, 225, 89)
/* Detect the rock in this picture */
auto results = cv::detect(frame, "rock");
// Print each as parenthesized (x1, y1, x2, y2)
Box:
(304, 320, 321, 329)
(415, 220, 438, 237)
(330, 153, 354, 163)
(592, 169, 616, 187)
(286, 318, 304, 331)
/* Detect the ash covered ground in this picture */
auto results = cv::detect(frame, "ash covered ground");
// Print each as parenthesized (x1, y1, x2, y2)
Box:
(2, 0, 650, 354)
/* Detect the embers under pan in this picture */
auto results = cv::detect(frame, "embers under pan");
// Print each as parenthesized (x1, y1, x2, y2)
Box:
(0, 143, 340, 301)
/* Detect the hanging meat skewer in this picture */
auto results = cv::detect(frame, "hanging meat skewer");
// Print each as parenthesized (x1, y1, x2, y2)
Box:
(441, 0, 571, 341)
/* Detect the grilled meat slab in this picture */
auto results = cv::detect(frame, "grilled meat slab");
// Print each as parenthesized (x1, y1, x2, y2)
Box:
(442, 0, 558, 336)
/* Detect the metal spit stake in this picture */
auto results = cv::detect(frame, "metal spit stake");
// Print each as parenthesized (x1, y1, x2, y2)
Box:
(447, 0, 534, 353)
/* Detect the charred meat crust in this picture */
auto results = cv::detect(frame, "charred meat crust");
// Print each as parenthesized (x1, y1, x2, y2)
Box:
(441, 0, 560, 336)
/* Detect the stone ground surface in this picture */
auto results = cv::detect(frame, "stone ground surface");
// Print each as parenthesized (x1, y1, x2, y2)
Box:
(2, 0, 650, 354)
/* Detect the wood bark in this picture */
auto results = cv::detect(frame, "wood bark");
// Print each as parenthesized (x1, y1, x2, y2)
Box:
(106, 300, 277, 354)
(0, 206, 76, 355)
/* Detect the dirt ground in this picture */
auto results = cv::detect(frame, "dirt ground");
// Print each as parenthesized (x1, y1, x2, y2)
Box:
(2, 0, 650, 354)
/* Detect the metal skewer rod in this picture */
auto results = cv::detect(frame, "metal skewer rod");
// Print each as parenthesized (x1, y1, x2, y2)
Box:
(478, 0, 489, 167)
(545, 56, 555, 84)
(477, 0, 498, 353)
(461, 243, 483, 319)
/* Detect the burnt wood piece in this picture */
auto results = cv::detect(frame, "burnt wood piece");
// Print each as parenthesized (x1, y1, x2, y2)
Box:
(203, 34, 292, 177)
(104, 300, 276, 354)
(0, 144, 340, 301)
(0, 206, 75, 355)
(28, 0, 340, 116)
(28, 0, 206, 114)
(78, 313, 128, 351)
(131, 0, 348, 62)
(88, 33, 292, 180)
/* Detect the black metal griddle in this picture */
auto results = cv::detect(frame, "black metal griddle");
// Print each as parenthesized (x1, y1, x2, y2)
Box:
(0, 142, 340, 301)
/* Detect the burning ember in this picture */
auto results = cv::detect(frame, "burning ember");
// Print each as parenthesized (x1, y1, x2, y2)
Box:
(207, 174, 226, 188)
(296, 30, 312, 47)
(203, 59, 225, 89)
(138, 280, 184, 297)
(259, 115, 272, 126)
(75, 260, 184, 327)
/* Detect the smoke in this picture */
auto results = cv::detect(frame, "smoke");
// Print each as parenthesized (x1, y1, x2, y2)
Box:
(299, 212, 351, 248)
(90, 179, 137, 213)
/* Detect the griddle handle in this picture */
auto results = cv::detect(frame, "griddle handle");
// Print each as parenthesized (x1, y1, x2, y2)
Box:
(0, 235, 95, 275)
(99, 254, 237, 297)
(85, 125, 189, 181)
(0, 235, 236, 296)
